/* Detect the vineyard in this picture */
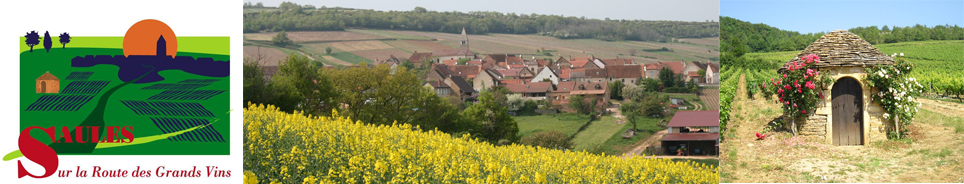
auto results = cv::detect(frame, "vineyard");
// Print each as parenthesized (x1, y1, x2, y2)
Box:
(743, 40, 964, 101)
(243, 104, 719, 184)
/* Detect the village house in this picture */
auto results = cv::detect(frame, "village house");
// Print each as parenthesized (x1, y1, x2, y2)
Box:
(705, 62, 720, 84)
(530, 67, 560, 85)
(408, 51, 433, 68)
(553, 56, 571, 69)
(423, 80, 452, 96)
(584, 68, 608, 82)
(661, 110, 719, 156)
(506, 81, 553, 100)
(605, 65, 644, 84)
(548, 81, 576, 107)
(569, 81, 610, 112)
(473, 69, 500, 91)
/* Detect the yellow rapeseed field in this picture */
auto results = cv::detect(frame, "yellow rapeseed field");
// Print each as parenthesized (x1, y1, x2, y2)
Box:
(244, 104, 718, 183)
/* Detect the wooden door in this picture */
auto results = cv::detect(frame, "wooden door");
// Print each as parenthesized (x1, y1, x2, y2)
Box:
(41, 81, 46, 93)
(832, 77, 863, 145)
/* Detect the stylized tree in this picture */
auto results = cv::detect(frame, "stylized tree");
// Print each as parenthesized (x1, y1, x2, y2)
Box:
(25, 31, 40, 52)
(59, 32, 71, 49)
(43, 31, 53, 53)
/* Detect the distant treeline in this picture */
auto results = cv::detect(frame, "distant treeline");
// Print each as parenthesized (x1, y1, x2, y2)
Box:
(720, 16, 964, 53)
(243, 2, 719, 42)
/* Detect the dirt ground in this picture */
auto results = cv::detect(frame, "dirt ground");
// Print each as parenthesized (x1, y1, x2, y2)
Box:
(351, 49, 413, 62)
(243, 46, 287, 66)
(720, 74, 964, 183)
(402, 40, 455, 51)
(244, 31, 385, 43)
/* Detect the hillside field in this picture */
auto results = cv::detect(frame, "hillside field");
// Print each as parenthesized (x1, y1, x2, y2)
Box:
(243, 29, 719, 66)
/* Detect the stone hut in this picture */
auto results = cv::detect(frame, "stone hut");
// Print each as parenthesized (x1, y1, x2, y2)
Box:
(36, 71, 60, 93)
(779, 30, 893, 146)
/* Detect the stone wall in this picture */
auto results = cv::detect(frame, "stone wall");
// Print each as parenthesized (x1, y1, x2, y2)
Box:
(800, 66, 891, 145)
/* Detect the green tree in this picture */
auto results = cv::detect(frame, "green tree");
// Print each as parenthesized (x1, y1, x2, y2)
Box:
(272, 30, 292, 47)
(609, 80, 625, 100)
(640, 78, 660, 92)
(506, 94, 525, 112)
(325, 47, 332, 54)
(273, 53, 337, 116)
(658, 67, 677, 88)
(697, 69, 706, 83)
(243, 58, 275, 106)
(568, 95, 588, 114)
(620, 100, 640, 131)
(520, 130, 574, 150)
(462, 91, 520, 144)
(413, 6, 428, 13)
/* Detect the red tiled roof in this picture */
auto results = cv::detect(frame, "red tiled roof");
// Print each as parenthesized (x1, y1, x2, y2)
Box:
(447, 65, 481, 78)
(536, 59, 552, 67)
(467, 60, 483, 65)
(496, 69, 524, 78)
(570, 58, 591, 68)
(643, 63, 664, 71)
(506, 82, 553, 93)
(666, 111, 719, 127)
(546, 68, 569, 79)
(662, 133, 719, 141)
(554, 81, 576, 92)
(508, 64, 525, 69)
(409, 52, 433, 63)
(606, 65, 642, 78)
(585, 68, 608, 78)
(688, 71, 700, 77)
(662, 61, 686, 74)
(443, 59, 458, 65)
(499, 78, 525, 84)
(600, 58, 635, 66)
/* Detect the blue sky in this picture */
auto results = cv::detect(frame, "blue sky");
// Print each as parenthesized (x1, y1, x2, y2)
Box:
(721, 0, 964, 34)
(249, 0, 719, 22)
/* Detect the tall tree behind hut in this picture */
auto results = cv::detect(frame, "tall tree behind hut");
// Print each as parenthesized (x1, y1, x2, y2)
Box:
(43, 31, 52, 52)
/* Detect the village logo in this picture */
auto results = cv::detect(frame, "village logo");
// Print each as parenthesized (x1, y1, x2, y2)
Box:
(7, 19, 230, 179)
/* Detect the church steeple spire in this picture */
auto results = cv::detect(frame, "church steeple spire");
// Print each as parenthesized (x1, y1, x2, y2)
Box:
(459, 27, 468, 51)
(156, 35, 167, 56)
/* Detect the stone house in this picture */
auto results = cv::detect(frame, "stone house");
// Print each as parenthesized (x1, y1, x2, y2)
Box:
(36, 72, 60, 93)
(781, 30, 893, 146)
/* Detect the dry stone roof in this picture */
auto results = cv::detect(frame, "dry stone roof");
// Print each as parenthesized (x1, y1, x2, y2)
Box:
(779, 30, 893, 73)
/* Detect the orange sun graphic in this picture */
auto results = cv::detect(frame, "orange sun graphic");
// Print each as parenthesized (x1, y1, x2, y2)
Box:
(122, 19, 177, 58)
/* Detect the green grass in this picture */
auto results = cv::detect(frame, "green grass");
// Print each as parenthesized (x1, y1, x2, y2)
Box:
(571, 116, 629, 150)
(917, 109, 964, 133)
(596, 116, 665, 155)
(515, 113, 589, 138)
(330, 52, 372, 64)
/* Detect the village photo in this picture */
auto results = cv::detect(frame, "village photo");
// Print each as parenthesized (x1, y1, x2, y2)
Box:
(718, 0, 964, 183)
(242, 0, 720, 183)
